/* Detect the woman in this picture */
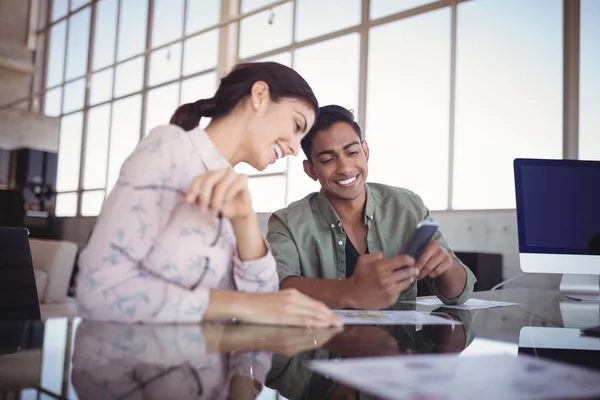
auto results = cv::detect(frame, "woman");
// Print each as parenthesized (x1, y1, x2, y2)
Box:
(77, 62, 341, 327)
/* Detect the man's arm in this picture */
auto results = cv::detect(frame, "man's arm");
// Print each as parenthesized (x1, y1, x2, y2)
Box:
(432, 260, 467, 300)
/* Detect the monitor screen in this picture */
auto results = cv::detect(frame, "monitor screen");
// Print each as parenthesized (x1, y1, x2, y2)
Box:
(514, 159, 600, 255)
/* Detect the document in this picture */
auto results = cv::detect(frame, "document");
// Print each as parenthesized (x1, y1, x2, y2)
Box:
(308, 353, 600, 400)
(333, 310, 460, 326)
(410, 298, 519, 310)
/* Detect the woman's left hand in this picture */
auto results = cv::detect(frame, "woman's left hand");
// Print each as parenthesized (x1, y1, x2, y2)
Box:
(181, 168, 253, 220)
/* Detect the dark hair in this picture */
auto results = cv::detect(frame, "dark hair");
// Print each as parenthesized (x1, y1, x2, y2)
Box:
(301, 104, 362, 160)
(170, 62, 318, 131)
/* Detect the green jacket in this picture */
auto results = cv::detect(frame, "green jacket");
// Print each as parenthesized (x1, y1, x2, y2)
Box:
(266, 182, 476, 305)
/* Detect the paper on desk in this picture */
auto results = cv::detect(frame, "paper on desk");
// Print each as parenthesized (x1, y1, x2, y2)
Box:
(334, 310, 460, 326)
(410, 298, 519, 310)
(308, 353, 600, 400)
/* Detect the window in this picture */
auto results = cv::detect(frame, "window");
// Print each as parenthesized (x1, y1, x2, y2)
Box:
(64, 7, 91, 81)
(114, 56, 144, 97)
(151, 0, 185, 48)
(366, 9, 451, 211)
(116, 0, 148, 61)
(453, 0, 563, 209)
(107, 95, 142, 192)
(92, 0, 117, 71)
(180, 73, 217, 104)
(248, 175, 287, 213)
(56, 112, 84, 192)
(253, 51, 291, 66)
(44, 87, 62, 117)
(51, 0, 69, 22)
(71, 0, 91, 10)
(81, 190, 106, 216)
(55, 193, 78, 217)
(89, 68, 114, 106)
(183, 30, 219, 76)
(241, 0, 279, 14)
(62, 78, 86, 114)
(146, 83, 180, 134)
(579, 0, 600, 161)
(295, 0, 361, 42)
(186, 0, 220, 34)
(149, 44, 182, 86)
(83, 105, 111, 190)
(239, 3, 293, 59)
(294, 34, 360, 118)
(46, 21, 67, 88)
(370, 0, 436, 20)
(287, 34, 361, 204)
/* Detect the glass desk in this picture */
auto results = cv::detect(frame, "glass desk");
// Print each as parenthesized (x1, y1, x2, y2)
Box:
(0, 289, 598, 399)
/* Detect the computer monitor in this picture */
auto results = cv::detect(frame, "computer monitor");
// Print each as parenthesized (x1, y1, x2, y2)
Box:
(514, 158, 600, 298)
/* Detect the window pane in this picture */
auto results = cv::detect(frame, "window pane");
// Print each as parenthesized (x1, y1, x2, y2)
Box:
(81, 190, 106, 216)
(108, 95, 142, 192)
(71, 0, 91, 10)
(288, 34, 360, 204)
(114, 56, 144, 97)
(241, 0, 278, 14)
(367, 9, 450, 211)
(44, 87, 63, 117)
(65, 7, 91, 80)
(579, 0, 600, 161)
(52, 0, 69, 22)
(186, 0, 220, 34)
(295, 0, 361, 42)
(146, 83, 180, 134)
(90, 68, 113, 105)
(149, 44, 182, 86)
(117, 0, 148, 61)
(92, 0, 118, 70)
(253, 51, 291, 66)
(180, 73, 217, 103)
(183, 30, 218, 76)
(46, 21, 67, 88)
(56, 112, 83, 192)
(453, 0, 562, 209)
(83, 104, 111, 189)
(248, 175, 286, 213)
(62, 78, 86, 113)
(55, 192, 78, 217)
(294, 34, 360, 117)
(370, 0, 435, 20)
(239, 3, 293, 59)
(152, 0, 184, 48)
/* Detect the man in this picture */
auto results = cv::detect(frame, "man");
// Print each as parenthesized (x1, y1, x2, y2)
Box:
(266, 105, 476, 309)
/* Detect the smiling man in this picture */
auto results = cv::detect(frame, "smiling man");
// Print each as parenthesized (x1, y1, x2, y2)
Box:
(266, 105, 476, 310)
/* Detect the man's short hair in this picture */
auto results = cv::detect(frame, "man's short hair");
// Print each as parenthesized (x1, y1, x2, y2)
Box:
(301, 105, 362, 160)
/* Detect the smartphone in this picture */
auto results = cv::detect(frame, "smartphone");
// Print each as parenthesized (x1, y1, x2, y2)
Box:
(403, 220, 439, 261)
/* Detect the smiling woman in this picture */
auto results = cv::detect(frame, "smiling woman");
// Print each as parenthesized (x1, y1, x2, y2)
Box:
(76, 62, 343, 328)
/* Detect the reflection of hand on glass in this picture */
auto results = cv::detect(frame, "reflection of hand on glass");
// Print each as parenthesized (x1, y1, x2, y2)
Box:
(219, 324, 342, 357)
(324, 326, 400, 357)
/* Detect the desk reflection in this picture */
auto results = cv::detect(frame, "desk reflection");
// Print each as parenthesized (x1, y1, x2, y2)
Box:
(267, 307, 474, 400)
(71, 321, 340, 400)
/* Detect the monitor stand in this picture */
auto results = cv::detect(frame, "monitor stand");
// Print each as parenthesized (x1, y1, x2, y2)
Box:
(560, 274, 600, 301)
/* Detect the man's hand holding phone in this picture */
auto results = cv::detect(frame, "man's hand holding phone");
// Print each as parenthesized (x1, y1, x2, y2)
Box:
(415, 240, 453, 280)
(348, 252, 418, 310)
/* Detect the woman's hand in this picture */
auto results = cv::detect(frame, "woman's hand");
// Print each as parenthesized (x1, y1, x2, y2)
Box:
(237, 289, 343, 328)
(181, 168, 253, 220)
